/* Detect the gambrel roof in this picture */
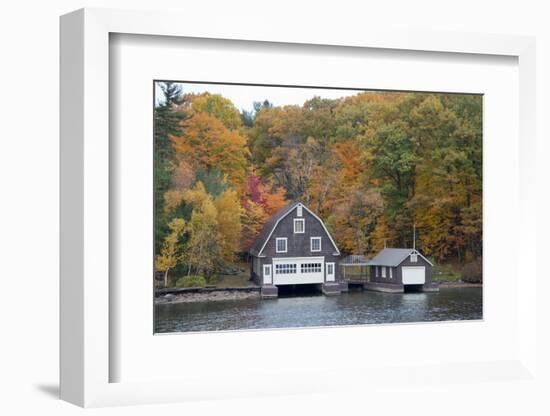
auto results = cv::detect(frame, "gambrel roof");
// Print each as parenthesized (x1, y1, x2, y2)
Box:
(367, 248, 433, 267)
(249, 202, 340, 257)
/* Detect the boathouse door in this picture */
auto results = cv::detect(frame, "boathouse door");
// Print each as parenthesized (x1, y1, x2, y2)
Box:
(402, 266, 425, 285)
(326, 262, 335, 282)
(272, 257, 324, 285)
(263, 264, 272, 284)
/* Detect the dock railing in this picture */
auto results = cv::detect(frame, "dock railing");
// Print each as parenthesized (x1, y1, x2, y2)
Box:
(339, 255, 369, 282)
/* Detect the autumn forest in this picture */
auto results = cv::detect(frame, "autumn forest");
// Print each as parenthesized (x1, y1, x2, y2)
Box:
(154, 82, 482, 286)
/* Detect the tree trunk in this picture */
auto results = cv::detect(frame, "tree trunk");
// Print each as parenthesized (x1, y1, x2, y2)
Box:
(164, 268, 169, 287)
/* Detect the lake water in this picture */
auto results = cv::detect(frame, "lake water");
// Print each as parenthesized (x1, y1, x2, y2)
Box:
(155, 287, 482, 333)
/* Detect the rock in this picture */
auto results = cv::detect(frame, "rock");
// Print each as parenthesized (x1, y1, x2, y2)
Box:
(156, 289, 261, 304)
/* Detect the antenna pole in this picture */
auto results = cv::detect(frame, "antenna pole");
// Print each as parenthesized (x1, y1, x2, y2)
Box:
(413, 224, 416, 250)
(384, 238, 387, 248)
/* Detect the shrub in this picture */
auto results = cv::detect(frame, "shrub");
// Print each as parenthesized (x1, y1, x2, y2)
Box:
(461, 258, 482, 283)
(174, 275, 207, 288)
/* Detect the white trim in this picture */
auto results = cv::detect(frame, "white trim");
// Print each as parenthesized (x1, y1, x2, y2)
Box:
(257, 204, 341, 257)
(272, 256, 325, 262)
(294, 218, 305, 233)
(410, 249, 433, 266)
(275, 237, 287, 253)
(368, 249, 434, 267)
(389, 267, 393, 279)
(381, 266, 386, 278)
(310, 237, 322, 252)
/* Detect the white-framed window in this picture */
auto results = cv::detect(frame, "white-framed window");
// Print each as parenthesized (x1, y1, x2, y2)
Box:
(410, 253, 418, 263)
(381, 266, 386, 278)
(275, 263, 296, 274)
(310, 237, 322, 252)
(376, 266, 379, 277)
(300, 263, 322, 273)
(389, 267, 393, 279)
(294, 218, 305, 233)
(296, 205, 303, 217)
(275, 237, 287, 253)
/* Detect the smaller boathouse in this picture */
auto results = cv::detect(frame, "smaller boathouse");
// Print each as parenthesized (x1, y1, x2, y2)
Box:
(365, 247, 438, 293)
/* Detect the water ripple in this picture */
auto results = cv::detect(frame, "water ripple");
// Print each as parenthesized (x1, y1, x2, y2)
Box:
(155, 287, 482, 333)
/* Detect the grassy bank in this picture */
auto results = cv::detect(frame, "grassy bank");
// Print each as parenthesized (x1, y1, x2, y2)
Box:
(210, 264, 253, 288)
(432, 263, 463, 283)
(156, 262, 254, 290)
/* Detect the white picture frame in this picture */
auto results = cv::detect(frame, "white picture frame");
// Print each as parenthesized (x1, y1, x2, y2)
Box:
(60, 8, 537, 408)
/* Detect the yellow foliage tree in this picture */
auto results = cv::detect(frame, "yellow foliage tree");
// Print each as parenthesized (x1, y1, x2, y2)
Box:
(215, 189, 242, 263)
(184, 195, 219, 277)
(240, 200, 268, 253)
(189, 93, 243, 130)
(163, 190, 185, 214)
(369, 215, 398, 254)
(155, 217, 186, 287)
(183, 181, 209, 208)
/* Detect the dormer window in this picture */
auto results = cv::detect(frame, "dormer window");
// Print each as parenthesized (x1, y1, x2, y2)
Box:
(297, 205, 303, 217)
(294, 218, 305, 233)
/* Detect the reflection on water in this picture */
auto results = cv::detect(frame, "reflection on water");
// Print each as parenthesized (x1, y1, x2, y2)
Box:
(155, 287, 482, 333)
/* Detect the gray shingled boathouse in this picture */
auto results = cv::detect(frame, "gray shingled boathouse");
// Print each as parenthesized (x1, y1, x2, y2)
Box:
(249, 202, 341, 298)
(366, 248, 438, 293)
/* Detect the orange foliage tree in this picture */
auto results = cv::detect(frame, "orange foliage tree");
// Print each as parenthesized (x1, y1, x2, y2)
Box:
(171, 112, 250, 193)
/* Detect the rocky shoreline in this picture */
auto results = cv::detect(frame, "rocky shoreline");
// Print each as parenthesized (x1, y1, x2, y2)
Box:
(437, 282, 482, 288)
(155, 282, 482, 304)
(155, 287, 261, 304)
